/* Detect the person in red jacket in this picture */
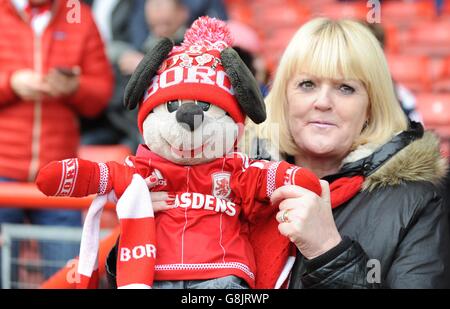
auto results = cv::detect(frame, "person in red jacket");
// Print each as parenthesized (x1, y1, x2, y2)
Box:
(0, 0, 113, 286)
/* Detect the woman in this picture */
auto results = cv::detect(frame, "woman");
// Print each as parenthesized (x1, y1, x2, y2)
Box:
(254, 18, 450, 288)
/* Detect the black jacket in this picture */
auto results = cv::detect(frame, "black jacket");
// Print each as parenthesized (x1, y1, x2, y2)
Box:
(260, 122, 450, 288)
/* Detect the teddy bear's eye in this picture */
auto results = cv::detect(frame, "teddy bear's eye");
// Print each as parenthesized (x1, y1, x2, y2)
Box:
(196, 101, 210, 112)
(166, 100, 180, 113)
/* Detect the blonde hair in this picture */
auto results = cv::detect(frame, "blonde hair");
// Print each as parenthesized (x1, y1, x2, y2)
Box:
(259, 18, 408, 157)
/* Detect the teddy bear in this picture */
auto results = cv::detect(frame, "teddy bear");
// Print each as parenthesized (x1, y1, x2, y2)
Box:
(36, 17, 359, 289)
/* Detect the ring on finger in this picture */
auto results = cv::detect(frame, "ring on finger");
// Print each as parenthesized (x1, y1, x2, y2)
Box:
(281, 210, 290, 223)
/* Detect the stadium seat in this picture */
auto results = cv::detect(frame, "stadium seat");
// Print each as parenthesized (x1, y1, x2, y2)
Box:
(383, 23, 400, 54)
(381, 1, 435, 27)
(416, 93, 450, 158)
(443, 0, 450, 16)
(432, 56, 450, 92)
(405, 21, 450, 57)
(416, 93, 450, 125)
(252, 3, 310, 29)
(303, 0, 337, 14)
(314, 2, 367, 20)
(261, 26, 298, 74)
(77, 144, 131, 163)
(224, 0, 253, 25)
(386, 54, 432, 93)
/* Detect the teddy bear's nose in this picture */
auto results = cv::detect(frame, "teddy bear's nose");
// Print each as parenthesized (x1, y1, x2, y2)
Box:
(176, 102, 204, 131)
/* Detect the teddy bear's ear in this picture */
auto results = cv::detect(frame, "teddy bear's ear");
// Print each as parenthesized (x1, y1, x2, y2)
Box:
(220, 48, 266, 124)
(123, 37, 174, 110)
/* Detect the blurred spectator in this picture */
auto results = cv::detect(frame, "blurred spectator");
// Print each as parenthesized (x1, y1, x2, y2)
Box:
(0, 0, 113, 286)
(127, 0, 150, 50)
(364, 21, 423, 123)
(110, 0, 189, 74)
(227, 20, 269, 97)
(126, 0, 229, 50)
(183, 0, 228, 25)
(80, 0, 190, 150)
(143, 0, 189, 47)
(435, 0, 444, 15)
(81, 0, 143, 150)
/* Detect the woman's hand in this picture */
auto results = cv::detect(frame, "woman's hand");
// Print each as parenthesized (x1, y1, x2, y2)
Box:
(271, 180, 342, 260)
(149, 191, 175, 213)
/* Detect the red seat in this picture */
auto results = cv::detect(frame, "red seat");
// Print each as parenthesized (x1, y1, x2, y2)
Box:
(416, 93, 450, 125)
(416, 93, 450, 158)
(383, 23, 401, 54)
(386, 54, 432, 93)
(314, 2, 367, 20)
(381, 1, 435, 27)
(77, 144, 132, 163)
(261, 26, 299, 74)
(432, 56, 450, 92)
(225, 1, 253, 25)
(416, 93, 450, 131)
(405, 21, 450, 57)
(303, 0, 338, 14)
(443, 0, 450, 16)
(252, 4, 310, 29)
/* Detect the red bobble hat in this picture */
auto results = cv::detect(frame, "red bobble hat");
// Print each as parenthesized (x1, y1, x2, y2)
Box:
(137, 17, 246, 132)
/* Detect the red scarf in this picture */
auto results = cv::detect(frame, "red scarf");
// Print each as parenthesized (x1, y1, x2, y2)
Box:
(251, 175, 364, 288)
(76, 174, 156, 289)
(330, 175, 365, 208)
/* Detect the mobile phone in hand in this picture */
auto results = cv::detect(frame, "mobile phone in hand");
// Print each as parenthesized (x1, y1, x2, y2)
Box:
(55, 67, 78, 77)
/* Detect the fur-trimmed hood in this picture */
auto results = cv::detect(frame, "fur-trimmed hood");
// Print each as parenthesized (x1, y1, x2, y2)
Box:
(253, 123, 448, 192)
(343, 131, 448, 191)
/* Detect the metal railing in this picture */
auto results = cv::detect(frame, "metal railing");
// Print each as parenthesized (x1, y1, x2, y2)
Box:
(1, 224, 112, 289)
(0, 182, 119, 289)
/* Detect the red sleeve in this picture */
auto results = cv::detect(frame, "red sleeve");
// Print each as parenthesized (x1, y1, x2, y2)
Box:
(68, 9, 113, 117)
(230, 153, 273, 221)
(232, 154, 322, 221)
(36, 158, 138, 198)
(0, 70, 17, 105)
(265, 161, 322, 197)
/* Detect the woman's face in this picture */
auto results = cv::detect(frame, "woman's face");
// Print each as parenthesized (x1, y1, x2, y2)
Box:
(286, 73, 369, 160)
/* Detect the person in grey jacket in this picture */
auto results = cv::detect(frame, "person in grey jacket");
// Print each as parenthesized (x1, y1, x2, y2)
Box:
(252, 17, 450, 288)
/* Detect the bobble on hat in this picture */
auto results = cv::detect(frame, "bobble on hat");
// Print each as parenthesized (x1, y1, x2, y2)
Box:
(181, 16, 233, 50)
(137, 17, 245, 132)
